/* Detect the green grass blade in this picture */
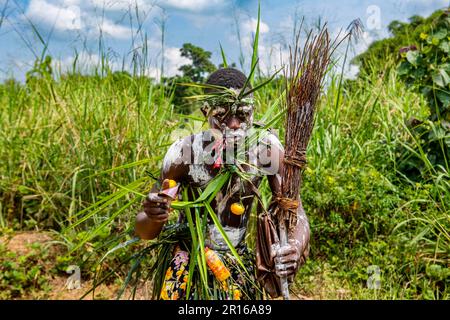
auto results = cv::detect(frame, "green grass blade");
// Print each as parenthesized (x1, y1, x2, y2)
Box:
(204, 202, 248, 273)
(195, 208, 210, 298)
(249, 1, 261, 87)
(220, 42, 228, 68)
(195, 171, 231, 203)
(69, 197, 140, 254)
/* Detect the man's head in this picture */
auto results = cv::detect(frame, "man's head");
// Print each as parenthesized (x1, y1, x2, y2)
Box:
(203, 68, 254, 138)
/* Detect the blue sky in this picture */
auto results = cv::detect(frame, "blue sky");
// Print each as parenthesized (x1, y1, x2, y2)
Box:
(0, 0, 449, 81)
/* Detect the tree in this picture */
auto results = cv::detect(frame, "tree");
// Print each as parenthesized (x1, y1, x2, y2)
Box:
(165, 43, 217, 114)
(352, 10, 444, 77)
(178, 43, 217, 82)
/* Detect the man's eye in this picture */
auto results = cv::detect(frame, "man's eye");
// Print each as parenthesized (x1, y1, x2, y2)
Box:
(237, 109, 251, 118)
(212, 111, 226, 118)
(238, 106, 252, 114)
(211, 108, 228, 118)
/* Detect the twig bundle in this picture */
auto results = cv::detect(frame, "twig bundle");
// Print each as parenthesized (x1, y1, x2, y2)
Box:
(277, 25, 334, 230)
(274, 24, 339, 300)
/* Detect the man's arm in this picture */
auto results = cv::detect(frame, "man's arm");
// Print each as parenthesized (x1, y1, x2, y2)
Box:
(135, 139, 189, 240)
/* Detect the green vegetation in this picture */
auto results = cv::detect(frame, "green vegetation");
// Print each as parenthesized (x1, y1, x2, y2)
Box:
(163, 43, 217, 113)
(0, 8, 449, 300)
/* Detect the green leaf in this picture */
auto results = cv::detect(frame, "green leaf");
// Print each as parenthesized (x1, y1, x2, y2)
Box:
(239, 57, 259, 100)
(432, 37, 440, 46)
(194, 209, 210, 298)
(398, 61, 412, 76)
(249, 1, 261, 87)
(195, 171, 231, 203)
(219, 43, 228, 68)
(241, 66, 284, 98)
(434, 28, 447, 40)
(100, 237, 140, 263)
(406, 50, 420, 66)
(441, 63, 450, 73)
(439, 40, 450, 53)
(432, 69, 450, 87)
(183, 188, 198, 298)
(437, 90, 450, 108)
(69, 197, 139, 254)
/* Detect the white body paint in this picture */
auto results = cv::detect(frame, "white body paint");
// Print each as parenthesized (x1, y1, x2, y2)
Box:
(188, 133, 213, 186)
(205, 224, 246, 250)
(162, 138, 184, 174)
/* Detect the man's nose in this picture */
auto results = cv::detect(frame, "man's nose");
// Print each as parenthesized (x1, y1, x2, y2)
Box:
(226, 116, 241, 130)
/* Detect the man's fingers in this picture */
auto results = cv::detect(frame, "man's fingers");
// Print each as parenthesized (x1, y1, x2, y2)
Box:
(276, 245, 297, 257)
(152, 216, 169, 223)
(147, 193, 169, 204)
(148, 211, 169, 222)
(275, 255, 298, 265)
(270, 243, 280, 260)
(148, 208, 168, 215)
(276, 270, 294, 278)
(144, 201, 169, 209)
(275, 262, 297, 272)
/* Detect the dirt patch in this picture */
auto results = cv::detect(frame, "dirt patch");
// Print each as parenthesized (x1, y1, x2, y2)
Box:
(1, 231, 313, 300)
(1, 231, 56, 256)
(0, 231, 152, 300)
(45, 277, 152, 300)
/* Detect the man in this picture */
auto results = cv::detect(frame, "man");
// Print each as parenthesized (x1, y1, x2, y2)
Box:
(135, 68, 310, 299)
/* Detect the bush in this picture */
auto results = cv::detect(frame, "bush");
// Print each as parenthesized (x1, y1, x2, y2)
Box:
(397, 10, 450, 178)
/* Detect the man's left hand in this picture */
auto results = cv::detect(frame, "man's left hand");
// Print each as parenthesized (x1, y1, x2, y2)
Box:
(271, 239, 301, 279)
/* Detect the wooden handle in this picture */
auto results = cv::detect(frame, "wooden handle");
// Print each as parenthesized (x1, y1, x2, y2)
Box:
(278, 219, 290, 300)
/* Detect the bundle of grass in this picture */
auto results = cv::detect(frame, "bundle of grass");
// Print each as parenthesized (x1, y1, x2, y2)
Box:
(271, 22, 360, 299)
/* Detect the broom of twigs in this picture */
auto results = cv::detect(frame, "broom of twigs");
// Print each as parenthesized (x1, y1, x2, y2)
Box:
(275, 21, 361, 300)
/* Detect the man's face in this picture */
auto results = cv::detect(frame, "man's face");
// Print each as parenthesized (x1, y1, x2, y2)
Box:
(207, 103, 254, 143)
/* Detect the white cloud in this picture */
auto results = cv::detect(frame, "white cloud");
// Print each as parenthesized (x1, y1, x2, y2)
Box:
(24, 0, 158, 39)
(88, 0, 155, 12)
(162, 46, 191, 77)
(26, 0, 83, 31)
(92, 17, 132, 39)
(406, 0, 449, 6)
(158, 0, 227, 12)
(241, 17, 269, 35)
(53, 52, 107, 74)
(345, 64, 360, 80)
(229, 15, 285, 74)
(131, 39, 191, 79)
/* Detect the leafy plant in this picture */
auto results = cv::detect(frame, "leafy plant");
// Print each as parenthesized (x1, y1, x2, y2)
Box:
(396, 9, 450, 178)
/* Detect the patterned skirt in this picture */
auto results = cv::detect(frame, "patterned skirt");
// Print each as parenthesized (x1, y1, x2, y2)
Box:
(159, 244, 263, 300)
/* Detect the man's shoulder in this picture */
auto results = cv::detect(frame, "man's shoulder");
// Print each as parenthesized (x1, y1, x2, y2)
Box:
(258, 129, 284, 151)
(165, 131, 211, 149)
(162, 131, 210, 174)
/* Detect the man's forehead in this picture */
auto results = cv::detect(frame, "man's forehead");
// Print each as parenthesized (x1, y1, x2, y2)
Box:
(211, 103, 254, 113)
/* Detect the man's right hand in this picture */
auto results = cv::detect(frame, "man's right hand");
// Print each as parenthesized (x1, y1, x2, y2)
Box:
(143, 193, 170, 224)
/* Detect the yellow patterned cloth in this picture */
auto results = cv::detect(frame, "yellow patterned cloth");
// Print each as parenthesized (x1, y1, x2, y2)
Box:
(159, 245, 260, 300)
(160, 246, 190, 300)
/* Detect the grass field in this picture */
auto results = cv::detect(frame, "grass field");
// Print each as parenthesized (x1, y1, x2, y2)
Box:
(0, 9, 449, 300)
